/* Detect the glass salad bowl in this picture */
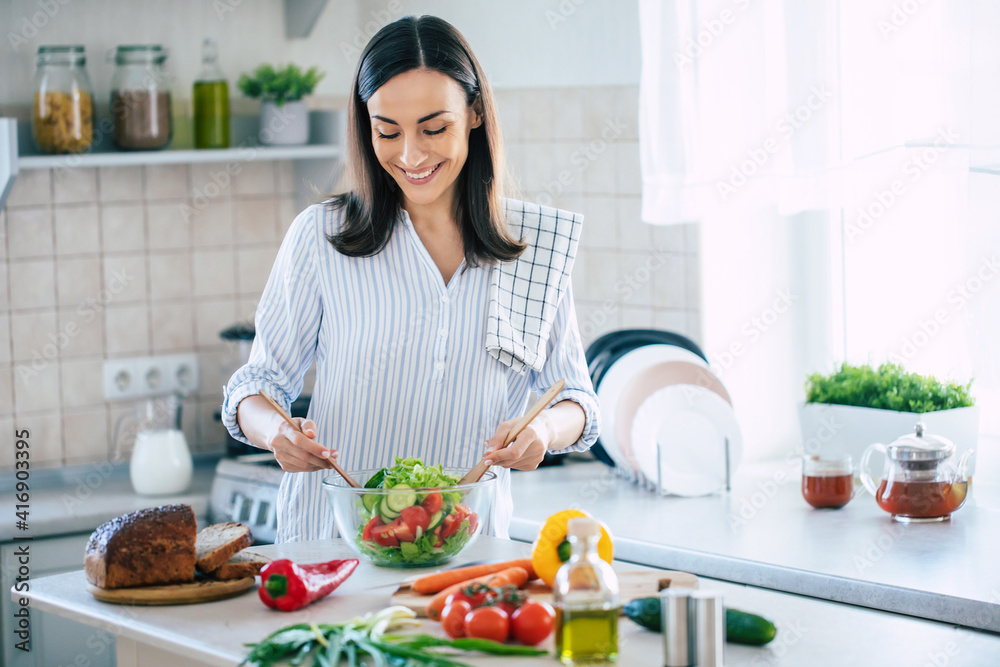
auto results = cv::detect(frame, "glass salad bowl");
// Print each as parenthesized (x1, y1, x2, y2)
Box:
(322, 466, 496, 568)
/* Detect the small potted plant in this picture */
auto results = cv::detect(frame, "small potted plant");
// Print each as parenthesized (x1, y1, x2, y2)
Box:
(798, 362, 977, 463)
(237, 63, 324, 145)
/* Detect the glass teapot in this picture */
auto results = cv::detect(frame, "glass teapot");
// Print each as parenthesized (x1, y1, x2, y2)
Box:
(860, 422, 973, 523)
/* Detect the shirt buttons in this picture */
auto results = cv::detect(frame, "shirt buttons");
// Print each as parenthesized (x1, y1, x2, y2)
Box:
(440, 295, 449, 304)
(438, 329, 448, 337)
(435, 362, 445, 371)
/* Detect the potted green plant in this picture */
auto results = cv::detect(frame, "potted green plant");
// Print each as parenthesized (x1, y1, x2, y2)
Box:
(238, 63, 324, 145)
(798, 362, 977, 464)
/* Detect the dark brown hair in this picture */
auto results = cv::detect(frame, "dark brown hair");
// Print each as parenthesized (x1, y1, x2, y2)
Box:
(327, 15, 525, 266)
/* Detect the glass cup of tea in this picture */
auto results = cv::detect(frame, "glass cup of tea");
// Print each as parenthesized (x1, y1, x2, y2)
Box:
(802, 454, 854, 509)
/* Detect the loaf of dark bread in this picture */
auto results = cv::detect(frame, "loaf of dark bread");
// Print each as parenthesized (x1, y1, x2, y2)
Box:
(85, 504, 196, 589)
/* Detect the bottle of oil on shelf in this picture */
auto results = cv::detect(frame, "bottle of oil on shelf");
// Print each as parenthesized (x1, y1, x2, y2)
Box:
(193, 38, 229, 149)
(553, 517, 620, 664)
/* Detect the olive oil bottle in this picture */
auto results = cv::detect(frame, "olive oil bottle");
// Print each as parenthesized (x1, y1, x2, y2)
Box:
(193, 38, 229, 149)
(553, 518, 620, 664)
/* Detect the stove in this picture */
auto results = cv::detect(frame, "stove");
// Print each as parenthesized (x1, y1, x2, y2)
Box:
(208, 453, 284, 544)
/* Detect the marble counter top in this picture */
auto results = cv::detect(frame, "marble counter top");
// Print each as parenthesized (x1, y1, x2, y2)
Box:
(508, 460, 1000, 632)
(18, 536, 1000, 666)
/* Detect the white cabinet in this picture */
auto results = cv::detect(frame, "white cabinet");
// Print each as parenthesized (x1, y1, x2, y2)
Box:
(2, 534, 115, 667)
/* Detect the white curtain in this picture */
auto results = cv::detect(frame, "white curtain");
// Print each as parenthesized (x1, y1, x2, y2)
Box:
(639, 0, 998, 459)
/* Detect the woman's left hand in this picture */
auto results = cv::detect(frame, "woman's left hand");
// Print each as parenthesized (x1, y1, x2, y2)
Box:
(483, 416, 553, 471)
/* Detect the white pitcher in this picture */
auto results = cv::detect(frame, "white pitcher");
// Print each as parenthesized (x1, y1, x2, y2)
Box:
(116, 394, 193, 496)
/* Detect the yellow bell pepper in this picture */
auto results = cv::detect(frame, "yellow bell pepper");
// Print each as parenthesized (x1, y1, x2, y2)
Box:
(531, 509, 614, 586)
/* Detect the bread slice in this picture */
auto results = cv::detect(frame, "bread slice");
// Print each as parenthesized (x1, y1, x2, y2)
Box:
(207, 550, 271, 580)
(85, 504, 196, 589)
(195, 522, 253, 573)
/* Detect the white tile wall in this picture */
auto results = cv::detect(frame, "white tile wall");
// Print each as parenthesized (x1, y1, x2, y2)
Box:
(496, 84, 701, 349)
(0, 84, 701, 472)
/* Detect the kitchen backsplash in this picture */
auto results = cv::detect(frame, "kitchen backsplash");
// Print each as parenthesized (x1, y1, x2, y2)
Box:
(0, 84, 699, 471)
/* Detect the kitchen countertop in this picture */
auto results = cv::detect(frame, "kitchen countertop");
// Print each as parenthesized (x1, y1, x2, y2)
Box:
(0, 459, 217, 542)
(18, 536, 1000, 666)
(508, 459, 1000, 632)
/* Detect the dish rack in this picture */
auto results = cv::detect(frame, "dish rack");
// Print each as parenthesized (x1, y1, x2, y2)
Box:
(611, 438, 734, 495)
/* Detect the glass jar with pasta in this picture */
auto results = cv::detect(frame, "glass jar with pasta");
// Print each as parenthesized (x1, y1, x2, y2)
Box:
(32, 45, 94, 154)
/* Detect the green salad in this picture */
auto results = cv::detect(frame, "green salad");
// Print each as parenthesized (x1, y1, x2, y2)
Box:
(357, 458, 480, 566)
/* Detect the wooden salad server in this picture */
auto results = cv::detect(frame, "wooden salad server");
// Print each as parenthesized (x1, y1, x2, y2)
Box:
(259, 390, 361, 488)
(458, 378, 567, 485)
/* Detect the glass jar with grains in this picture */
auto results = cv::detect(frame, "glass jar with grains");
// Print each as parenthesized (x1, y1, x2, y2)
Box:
(111, 45, 173, 150)
(32, 45, 94, 154)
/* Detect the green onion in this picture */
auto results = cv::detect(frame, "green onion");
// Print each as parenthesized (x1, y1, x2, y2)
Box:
(242, 606, 543, 667)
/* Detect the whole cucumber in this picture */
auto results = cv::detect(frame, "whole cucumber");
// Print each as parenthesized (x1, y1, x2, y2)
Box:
(622, 597, 777, 646)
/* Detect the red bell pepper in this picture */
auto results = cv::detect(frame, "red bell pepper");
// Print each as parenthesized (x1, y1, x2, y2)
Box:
(258, 558, 359, 611)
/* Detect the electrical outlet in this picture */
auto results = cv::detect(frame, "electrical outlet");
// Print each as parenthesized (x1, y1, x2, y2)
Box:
(103, 354, 200, 402)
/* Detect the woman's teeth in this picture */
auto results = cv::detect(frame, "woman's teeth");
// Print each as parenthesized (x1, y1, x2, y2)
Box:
(404, 164, 438, 179)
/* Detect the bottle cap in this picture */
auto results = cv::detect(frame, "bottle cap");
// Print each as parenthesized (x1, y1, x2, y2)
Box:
(566, 517, 600, 539)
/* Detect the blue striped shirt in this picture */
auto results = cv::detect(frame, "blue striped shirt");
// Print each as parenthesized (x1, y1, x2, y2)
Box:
(222, 200, 599, 542)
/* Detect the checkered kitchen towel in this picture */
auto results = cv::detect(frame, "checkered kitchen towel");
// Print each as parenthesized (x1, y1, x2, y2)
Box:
(487, 199, 584, 373)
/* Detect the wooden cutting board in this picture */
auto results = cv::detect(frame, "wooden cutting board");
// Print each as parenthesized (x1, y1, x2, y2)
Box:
(391, 570, 698, 617)
(86, 576, 255, 606)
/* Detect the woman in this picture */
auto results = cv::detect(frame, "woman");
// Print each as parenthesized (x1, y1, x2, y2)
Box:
(222, 15, 599, 543)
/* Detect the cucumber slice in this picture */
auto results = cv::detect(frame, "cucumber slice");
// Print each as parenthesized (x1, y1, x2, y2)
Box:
(362, 493, 379, 513)
(380, 499, 400, 522)
(427, 511, 444, 530)
(385, 484, 417, 512)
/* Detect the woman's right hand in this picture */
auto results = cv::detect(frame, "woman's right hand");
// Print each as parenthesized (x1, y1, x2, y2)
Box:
(267, 417, 338, 473)
(237, 395, 338, 473)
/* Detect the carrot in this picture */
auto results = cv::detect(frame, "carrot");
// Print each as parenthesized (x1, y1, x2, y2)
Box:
(412, 558, 537, 595)
(425, 566, 530, 620)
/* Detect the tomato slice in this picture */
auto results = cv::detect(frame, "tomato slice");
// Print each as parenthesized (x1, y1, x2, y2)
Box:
(467, 511, 479, 534)
(391, 516, 416, 543)
(400, 505, 431, 532)
(422, 492, 443, 514)
(440, 513, 460, 540)
(362, 516, 382, 542)
(371, 523, 399, 547)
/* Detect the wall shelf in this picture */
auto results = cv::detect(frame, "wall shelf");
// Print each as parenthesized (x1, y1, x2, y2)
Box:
(2, 112, 345, 211)
(17, 143, 342, 170)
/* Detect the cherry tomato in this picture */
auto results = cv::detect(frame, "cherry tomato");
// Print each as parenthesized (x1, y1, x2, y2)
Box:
(465, 606, 509, 643)
(390, 516, 415, 543)
(442, 600, 472, 639)
(362, 516, 381, 542)
(445, 582, 496, 608)
(511, 601, 555, 646)
(422, 492, 443, 514)
(371, 523, 398, 547)
(492, 586, 526, 625)
(400, 505, 431, 532)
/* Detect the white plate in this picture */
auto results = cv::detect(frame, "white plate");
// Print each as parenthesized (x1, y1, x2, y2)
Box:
(598, 345, 711, 472)
(631, 385, 743, 496)
(616, 361, 732, 471)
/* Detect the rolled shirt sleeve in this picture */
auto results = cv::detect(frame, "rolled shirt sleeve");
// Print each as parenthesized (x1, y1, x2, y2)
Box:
(221, 206, 325, 445)
(529, 283, 601, 452)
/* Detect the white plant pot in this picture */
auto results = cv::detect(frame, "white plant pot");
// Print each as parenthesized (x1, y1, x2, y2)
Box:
(797, 402, 980, 469)
(259, 100, 309, 145)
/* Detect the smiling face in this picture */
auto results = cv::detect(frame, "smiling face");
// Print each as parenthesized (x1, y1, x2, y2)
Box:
(366, 68, 482, 214)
